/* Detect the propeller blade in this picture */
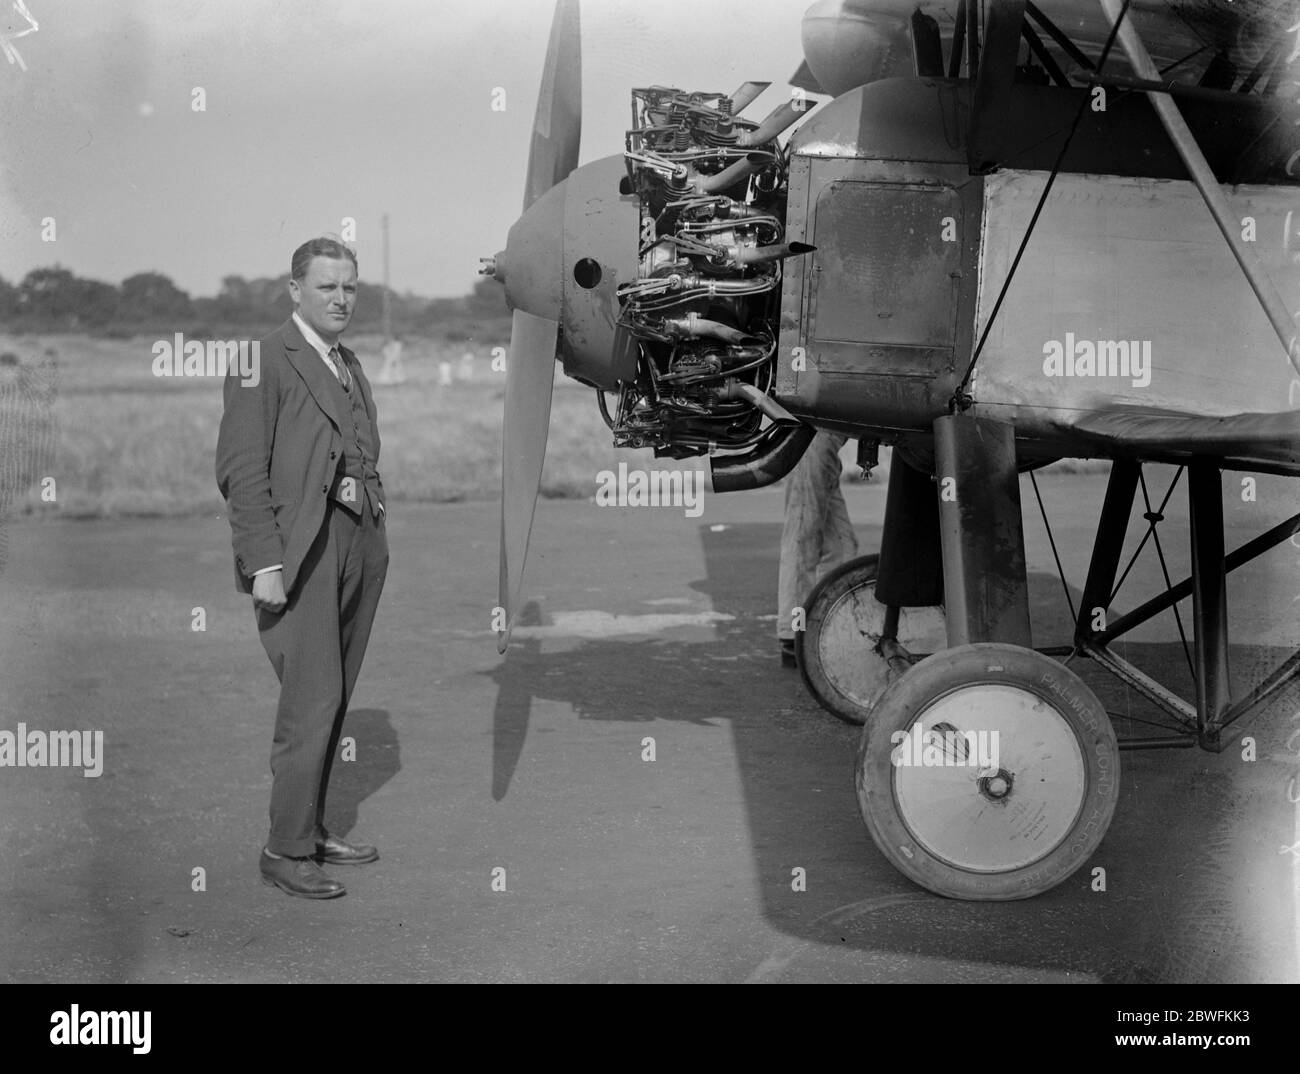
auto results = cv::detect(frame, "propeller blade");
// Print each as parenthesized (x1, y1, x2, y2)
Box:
(523, 0, 582, 212)
(498, 308, 560, 653)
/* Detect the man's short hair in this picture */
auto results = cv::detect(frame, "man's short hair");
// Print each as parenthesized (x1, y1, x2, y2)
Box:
(290, 237, 358, 281)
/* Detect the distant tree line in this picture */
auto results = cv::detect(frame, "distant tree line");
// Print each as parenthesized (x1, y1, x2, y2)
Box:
(0, 267, 512, 343)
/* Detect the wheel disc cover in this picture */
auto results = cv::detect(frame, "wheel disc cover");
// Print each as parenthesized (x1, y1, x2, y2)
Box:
(893, 684, 1087, 873)
(817, 588, 946, 707)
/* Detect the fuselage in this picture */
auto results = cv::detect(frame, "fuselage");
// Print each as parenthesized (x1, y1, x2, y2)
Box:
(775, 74, 1300, 469)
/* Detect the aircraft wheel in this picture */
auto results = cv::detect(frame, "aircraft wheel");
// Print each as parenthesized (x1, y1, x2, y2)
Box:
(795, 554, 947, 726)
(855, 643, 1120, 900)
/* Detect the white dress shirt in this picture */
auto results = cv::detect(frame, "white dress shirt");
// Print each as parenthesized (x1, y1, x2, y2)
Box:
(292, 310, 350, 385)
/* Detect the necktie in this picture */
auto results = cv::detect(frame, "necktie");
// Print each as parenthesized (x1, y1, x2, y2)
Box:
(328, 346, 352, 393)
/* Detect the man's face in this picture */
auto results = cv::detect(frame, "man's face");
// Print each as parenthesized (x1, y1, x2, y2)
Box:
(289, 256, 357, 342)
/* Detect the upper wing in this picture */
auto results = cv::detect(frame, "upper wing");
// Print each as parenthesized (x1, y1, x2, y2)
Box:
(1025, 1, 1296, 83)
(819, 1, 1299, 91)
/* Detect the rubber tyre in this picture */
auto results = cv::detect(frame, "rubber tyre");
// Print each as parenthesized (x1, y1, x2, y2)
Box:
(795, 554, 946, 726)
(855, 643, 1120, 900)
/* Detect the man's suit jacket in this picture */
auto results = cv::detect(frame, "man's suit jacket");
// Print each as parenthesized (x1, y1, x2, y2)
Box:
(215, 317, 383, 596)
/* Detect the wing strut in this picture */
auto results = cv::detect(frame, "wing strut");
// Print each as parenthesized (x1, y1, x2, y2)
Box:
(968, 0, 1027, 172)
(1097, 0, 1300, 381)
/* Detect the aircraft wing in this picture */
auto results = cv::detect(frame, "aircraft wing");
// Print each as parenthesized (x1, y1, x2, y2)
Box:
(912, 0, 1298, 82)
(1024, 0, 1296, 79)
(1065, 406, 1300, 472)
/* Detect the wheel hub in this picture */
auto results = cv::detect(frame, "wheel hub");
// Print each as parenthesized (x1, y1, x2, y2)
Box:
(978, 768, 1014, 802)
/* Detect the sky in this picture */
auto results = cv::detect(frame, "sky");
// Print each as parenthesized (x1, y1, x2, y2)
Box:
(0, 0, 810, 298)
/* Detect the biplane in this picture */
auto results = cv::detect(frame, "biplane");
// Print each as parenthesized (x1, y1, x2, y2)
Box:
(481, 0, 1300, 899)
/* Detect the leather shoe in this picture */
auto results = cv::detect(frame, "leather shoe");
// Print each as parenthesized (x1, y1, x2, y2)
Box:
(315, 832, 379, 865)
(259, 849, 346, 899)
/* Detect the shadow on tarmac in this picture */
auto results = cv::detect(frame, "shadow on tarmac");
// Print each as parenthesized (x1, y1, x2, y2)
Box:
(482, 519, 1298, 981)
(326, 708, 400, 839)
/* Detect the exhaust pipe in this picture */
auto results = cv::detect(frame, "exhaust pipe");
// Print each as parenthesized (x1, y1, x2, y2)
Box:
(737, 98, 809, 146)
(730, 241, 815, 266)
(662, 313, 760, 344)
(697, 152, 770, 194)
(710, 421, 815, 493)
(716, 380, 798, 423)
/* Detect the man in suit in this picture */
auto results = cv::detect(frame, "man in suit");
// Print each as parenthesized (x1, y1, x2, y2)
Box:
(216, 236, 389, 899)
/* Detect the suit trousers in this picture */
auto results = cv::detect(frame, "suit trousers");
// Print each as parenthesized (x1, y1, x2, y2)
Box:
(777, 431, 859, 641)
(256, 500, 389, 857)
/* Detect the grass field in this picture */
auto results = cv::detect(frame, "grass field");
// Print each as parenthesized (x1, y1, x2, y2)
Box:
(0, 332, 732, 519)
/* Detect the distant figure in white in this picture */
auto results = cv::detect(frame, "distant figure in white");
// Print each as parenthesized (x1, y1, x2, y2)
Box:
(375, 337, 406, 385)
(777, 431, 858, 667)
(458, 351, 475, 381)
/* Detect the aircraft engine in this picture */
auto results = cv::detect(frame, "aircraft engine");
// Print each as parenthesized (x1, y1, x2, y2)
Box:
(608, 86, 813, 460)
(483, 0, 818, 647)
